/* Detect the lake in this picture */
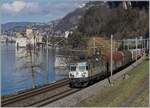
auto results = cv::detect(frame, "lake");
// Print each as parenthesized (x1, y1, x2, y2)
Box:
(1, 43, 70, 96)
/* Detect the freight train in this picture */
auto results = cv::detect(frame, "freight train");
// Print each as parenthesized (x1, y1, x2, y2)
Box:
(68, 49, 144, 87)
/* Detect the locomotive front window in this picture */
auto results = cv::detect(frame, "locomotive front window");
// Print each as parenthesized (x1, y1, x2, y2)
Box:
(70, 65, 76, 71)
(79, 66, 86, 71)
(86, 65, 89, 70)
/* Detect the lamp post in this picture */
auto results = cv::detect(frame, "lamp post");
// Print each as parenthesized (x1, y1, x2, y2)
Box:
(93, 37, 96, 55)
(136, 37, 138, 61)
(127, 39, 129, 50)
(110, 34, 113, 77)
(46, 32, 49, 83)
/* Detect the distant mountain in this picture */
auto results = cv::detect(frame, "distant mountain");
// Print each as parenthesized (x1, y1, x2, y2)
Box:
(54, 1, 106, 32)
(54, 8, 87, 32)
(2, 22, 35, 31)
(1, 22, 49, 36)
(54, 1, 149, 32)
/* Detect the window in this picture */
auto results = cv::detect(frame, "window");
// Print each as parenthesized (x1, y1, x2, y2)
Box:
(86, 65, 89, 70)
(70, 65, 76, 71)
(79, 66, 86, 71)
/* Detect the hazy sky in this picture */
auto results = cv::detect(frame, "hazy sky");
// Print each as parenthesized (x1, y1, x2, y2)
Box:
(0, 0, 93, 24)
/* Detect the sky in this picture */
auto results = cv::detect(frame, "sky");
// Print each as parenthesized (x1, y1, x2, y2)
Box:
(0, 0, 93, 24)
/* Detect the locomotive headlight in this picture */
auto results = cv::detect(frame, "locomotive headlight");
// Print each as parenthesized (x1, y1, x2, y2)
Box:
(82, 74, 85, 77)
(82, 72, 86, 77)
(69, 73, 74, 78)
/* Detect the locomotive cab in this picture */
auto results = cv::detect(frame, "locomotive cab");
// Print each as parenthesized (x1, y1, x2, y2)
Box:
(69, 62, 89, 78)
(69, 62, 89, 87)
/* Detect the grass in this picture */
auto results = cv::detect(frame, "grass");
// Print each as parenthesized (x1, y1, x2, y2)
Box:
(129, 87, 149, 107)
(78, 58, 149, 107)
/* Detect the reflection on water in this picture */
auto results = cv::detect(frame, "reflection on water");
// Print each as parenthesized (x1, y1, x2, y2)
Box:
(1, 43, 69, 96)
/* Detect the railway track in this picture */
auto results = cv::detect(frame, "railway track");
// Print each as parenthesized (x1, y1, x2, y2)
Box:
(1, 79, 70, 107)
(29, 87, 81, 107)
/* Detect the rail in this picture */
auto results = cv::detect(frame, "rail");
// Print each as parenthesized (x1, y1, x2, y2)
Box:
(1, 79, 69, 106)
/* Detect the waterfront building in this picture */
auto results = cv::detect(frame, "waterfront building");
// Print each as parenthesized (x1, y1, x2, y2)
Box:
(15, 32, 27, 47)
(15, 37, 27, 47)
(15, 28, 44, 48)
(37, 34, 43, 43)
(0, 35, 7, 42)
(26, 29, 33, 39)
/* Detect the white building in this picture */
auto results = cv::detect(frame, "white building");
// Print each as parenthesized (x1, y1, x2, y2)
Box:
(64, 31, 70, 38)
(15, 28, 43, 48)
(16, 37, 27, 47)
(0, 35, 7, 42)
(37, 35, 43, 43)
(26, 29, 33, 39)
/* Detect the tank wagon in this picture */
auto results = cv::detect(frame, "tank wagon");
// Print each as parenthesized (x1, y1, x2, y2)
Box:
(69, 50, 143, 87)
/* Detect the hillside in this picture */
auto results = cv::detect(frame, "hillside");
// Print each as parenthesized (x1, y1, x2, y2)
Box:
(1, 22, 36, 33)
(62, 1, 148, 49)
(54, 1, 148, 34)
(54, 1, 106, 32)
(1, 22, 50, 36)
(77, 4, 148, 39)
(54, 8, 86, 32)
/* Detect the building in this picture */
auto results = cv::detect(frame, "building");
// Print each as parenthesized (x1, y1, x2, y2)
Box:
(15, 32, 27, 47)
(26, 29, 33, 39)
(37, 34, 43, 43)
(16, 32, 23, 38)
(64, 31, 70, 38)
(15, 28, 43, 48)
(26, 28, 36, 46)
(16, 37, 27, 47)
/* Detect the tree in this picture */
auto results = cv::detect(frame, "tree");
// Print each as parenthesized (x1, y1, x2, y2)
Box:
(77, 5, 148, 39)
(68, 31, 87, 48)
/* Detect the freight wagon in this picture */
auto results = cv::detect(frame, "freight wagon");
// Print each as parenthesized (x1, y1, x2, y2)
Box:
(129, 49, 143, 60)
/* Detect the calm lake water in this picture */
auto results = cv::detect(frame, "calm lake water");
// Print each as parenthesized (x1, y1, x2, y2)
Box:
(1, 43, 69, 96)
